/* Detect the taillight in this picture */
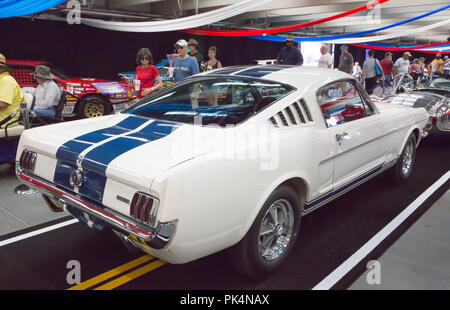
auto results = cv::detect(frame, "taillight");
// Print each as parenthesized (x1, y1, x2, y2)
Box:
(130, 192, 158, 227)
(19, 150, 37, 172)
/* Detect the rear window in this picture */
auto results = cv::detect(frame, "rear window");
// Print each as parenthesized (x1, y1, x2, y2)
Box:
(124, 76, 294, 126)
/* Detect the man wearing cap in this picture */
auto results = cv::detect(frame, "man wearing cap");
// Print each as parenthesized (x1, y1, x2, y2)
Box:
(393, 52, 411, 87)
(394, 52, 412, 75)
(380, 52, 394, 92)
(172, 39, 200, 83)
(338, 45, 354, 75)
(0, 53, 23, 128)
(187, 39, 204, 71)
(31, 65, 61, 117)
(276, 36, 303, 66)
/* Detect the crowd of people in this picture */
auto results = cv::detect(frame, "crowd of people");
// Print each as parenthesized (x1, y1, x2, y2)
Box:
(324, 45, 450, 95)
(273, 37, 450, 96)
(134, 38, 223, 99)
(1, 37, 450, 127)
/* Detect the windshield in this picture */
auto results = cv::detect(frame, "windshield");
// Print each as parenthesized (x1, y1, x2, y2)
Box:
(124, 76, 294, 126)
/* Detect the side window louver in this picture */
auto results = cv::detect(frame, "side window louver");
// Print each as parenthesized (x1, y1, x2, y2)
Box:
(268, 99, 313, 127)
(300, 99, 313, 122)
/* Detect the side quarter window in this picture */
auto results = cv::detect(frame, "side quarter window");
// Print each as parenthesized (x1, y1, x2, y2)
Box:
(355, 81, 378, 116)
(316, 80, 369, 128)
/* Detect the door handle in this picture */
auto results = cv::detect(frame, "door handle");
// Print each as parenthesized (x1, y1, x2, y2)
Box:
(335, 132, 348, 144)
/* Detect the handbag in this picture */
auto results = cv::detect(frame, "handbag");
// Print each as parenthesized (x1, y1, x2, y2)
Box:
(375, 60, 382, 77)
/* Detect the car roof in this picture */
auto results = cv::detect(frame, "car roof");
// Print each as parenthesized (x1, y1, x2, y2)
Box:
(6, 60, 45, 66)
(199, 65, 353, 92)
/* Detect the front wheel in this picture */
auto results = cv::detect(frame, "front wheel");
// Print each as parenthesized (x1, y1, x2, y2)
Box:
(77, 95, 111, 118)
(387, 133, 417, 183)
(227, 186, 301, 279)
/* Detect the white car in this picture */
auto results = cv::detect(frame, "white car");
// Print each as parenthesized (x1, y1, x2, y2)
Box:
(16, 66, 428, 278)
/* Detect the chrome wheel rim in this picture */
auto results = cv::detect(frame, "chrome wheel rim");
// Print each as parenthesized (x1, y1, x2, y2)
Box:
(259, 199, 294, 262)
(402, 140, 414, 175)
(84, 101, 105, 118)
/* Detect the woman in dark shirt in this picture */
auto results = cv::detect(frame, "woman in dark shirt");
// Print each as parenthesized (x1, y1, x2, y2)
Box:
(203, 46, 222, 106)
(203, 46, 222, 72)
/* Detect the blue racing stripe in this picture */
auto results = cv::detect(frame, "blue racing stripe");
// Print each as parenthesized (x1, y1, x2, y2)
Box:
(53, 160, 77, 191)
(55, 115, 149, 164)
(53, 160, 107, 204)
(234, 65, 287, 78)
(304, 164, 384, 211)
(81, 120, 181, 176)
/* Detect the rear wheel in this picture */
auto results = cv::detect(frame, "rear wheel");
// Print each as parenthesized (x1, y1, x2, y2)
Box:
(227, 186, 301, 279)
(387, 133, 417, 183)
(77, 95, 111, 118)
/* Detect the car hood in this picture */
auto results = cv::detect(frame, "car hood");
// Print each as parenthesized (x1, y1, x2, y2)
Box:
(18, 114, 216, 203)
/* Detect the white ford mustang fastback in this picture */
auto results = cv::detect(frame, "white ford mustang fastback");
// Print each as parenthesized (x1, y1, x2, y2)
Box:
(16, 66, 428, 278)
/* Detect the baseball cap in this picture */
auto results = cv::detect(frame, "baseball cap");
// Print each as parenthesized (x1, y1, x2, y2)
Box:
(175, 39, 188, 48)
(340, 45, 349, 50)
(403, 51, 412, 57)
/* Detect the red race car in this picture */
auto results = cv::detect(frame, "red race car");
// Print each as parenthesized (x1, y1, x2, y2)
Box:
(6, 60, 135, 118)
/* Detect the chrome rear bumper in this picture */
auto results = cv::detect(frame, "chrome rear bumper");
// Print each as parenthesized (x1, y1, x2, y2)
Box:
(16, 167, 175, 249)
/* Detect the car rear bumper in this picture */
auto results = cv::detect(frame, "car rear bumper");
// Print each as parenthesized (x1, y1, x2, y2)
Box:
(16, 166, 175, 249)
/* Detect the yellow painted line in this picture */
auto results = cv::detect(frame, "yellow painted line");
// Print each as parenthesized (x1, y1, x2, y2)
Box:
(67, 254, 154, 290)
(94, 259, 167, 290)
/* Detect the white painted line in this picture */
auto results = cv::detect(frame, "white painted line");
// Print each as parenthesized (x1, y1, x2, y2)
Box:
(312, 170, 450, 290)
(0, 219, 79, 248)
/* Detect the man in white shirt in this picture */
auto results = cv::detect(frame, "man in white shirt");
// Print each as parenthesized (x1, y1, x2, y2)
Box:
(393, 52, 412, 88)
(394, 52, 411, 75)
(318, 45, 333, 69)
(31, 65, 60, 117)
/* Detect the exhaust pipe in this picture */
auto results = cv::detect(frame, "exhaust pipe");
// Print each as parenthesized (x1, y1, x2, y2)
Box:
(42, 194, 64, 212)
(112, 230, 142, 254)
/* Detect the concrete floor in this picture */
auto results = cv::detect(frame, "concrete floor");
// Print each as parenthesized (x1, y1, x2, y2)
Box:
(0, 163, 66, 236)
(349, 190, 450, 290)
(0, 160, 449, 289)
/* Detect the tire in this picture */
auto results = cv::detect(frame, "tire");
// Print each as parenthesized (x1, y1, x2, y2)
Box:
(77, 95, 112, 118)
(227, 185, 301, 279)
(386, 133, 417, 184)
